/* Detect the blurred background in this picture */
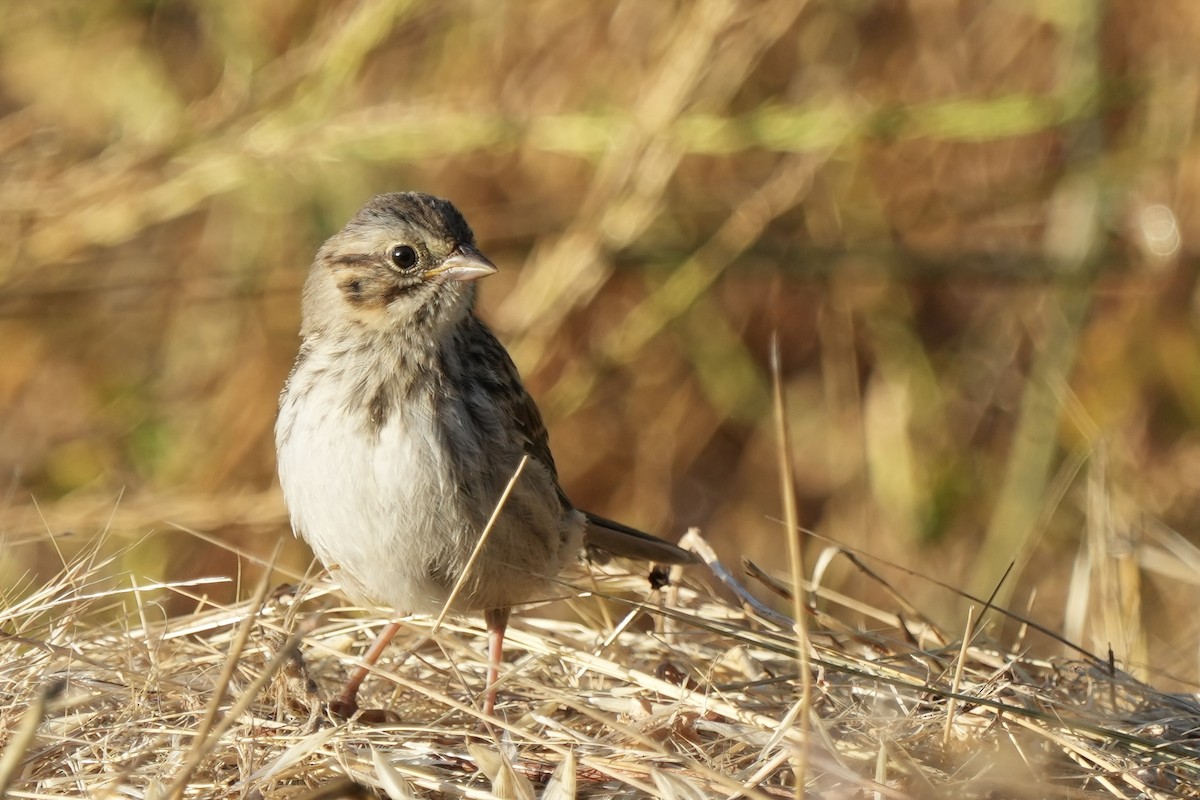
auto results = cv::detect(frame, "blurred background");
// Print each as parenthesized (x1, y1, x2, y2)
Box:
(2, 0, 1200, 687)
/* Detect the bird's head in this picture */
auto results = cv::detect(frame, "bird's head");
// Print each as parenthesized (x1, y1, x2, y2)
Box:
(302, 192, 496, 341)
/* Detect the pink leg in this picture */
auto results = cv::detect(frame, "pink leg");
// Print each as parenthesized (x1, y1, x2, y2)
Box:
(482, 607, 510, 716)
(330, 621, 402, 718)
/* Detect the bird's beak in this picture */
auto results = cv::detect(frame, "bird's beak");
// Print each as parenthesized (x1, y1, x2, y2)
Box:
(422, 249, 497, 282)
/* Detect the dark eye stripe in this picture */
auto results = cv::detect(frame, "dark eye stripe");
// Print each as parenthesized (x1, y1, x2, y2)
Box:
(330, 253, 375, 269)
(383, 281, 423, 305)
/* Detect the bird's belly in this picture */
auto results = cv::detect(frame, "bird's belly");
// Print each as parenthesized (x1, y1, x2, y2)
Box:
(277, 389, 581, 614)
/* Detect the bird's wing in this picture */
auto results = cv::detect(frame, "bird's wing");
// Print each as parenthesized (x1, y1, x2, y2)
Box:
(468, 317, 696, 566)
(467, 316, 559, 479)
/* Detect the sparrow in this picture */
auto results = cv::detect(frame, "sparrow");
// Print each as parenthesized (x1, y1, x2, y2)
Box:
(275, 192, 696, 716)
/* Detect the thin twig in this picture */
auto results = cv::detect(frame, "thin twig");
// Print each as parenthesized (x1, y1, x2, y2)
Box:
(678, 528, 792, 627)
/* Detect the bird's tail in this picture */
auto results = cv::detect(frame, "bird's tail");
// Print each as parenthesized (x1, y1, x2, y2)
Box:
(582, 511, 698, 565)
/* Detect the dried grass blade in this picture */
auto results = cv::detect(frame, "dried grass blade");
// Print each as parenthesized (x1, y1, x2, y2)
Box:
(467, 742, 536, 800)
(249, 725, 339, 783)
(432, 455, 528, 636)
(770, 334, 811, 798)
(542, 749, 577, 800)
(942, 605, 976, 748)
(371, 747, 419, 800)
(166, 542, 281, 800)
(0, 679, 63, 796)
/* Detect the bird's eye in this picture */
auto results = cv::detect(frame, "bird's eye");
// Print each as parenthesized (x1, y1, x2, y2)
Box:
(390, 245, 418, 269)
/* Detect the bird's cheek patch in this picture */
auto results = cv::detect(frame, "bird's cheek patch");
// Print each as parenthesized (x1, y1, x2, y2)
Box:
(339, 276, 366, 305)
(336, 274, 386, 308)
(333, 272, 396, 328)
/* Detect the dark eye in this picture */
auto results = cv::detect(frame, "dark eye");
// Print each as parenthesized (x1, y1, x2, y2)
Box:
(390, 245, 418, 269)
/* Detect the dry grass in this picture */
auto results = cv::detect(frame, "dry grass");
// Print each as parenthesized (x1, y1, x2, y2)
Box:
(5, 1, 1200, 794)
(5, 0, 1200, 672)
(3, 528, 1198, 798)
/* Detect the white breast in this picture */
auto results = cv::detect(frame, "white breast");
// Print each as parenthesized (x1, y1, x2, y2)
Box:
(275, 345, 584, 615)
(276, 363, 461, 613)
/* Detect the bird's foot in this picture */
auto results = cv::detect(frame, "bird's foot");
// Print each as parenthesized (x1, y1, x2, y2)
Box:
(328, 697, 399, 724)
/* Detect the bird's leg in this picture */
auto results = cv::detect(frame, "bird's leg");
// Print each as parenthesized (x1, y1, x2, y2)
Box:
(330, 620, 403, 718)
(482, 607, 510, 716)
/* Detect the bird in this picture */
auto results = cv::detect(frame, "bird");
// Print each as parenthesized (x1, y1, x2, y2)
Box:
(275, 191, 697, 717)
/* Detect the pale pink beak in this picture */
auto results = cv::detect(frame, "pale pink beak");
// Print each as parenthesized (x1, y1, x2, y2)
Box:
(422, 249, 496, 282)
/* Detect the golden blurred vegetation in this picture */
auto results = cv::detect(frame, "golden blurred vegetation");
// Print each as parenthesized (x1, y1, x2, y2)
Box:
(3, 0, 1200, 687)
